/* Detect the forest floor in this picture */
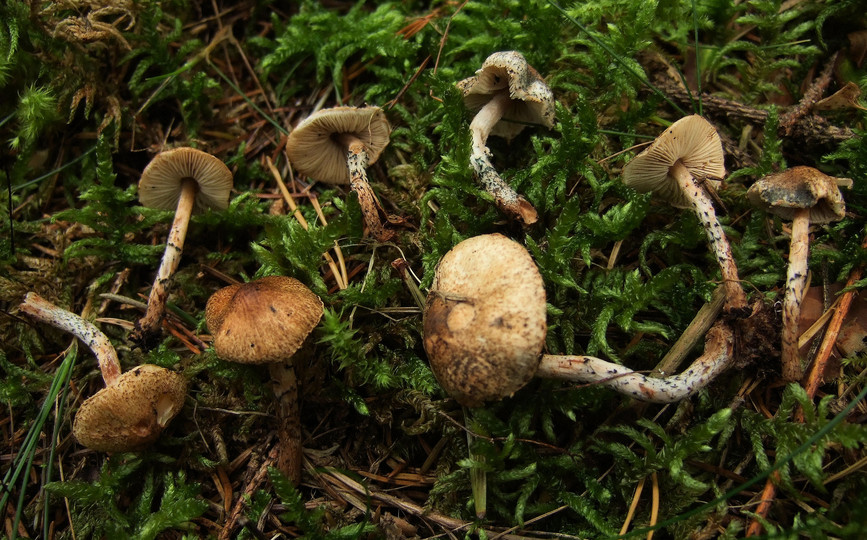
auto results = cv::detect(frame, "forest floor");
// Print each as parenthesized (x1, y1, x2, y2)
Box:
(2, 1, 867, 538)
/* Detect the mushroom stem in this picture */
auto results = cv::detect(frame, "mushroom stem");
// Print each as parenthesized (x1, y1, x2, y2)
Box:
(337, 134, 394, 242)
(19, 292, 121, 386)
(535, 321, 734, 403)
(269, 362, 302, 484)
(468, 92, 538, 225)
(136, 177, 199, 341)
(670, 160, 749, 318)
(781, 207, 811, 381)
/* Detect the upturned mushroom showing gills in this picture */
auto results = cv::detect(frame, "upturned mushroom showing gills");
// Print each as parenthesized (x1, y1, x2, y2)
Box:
(423, 234, 736, 405)
(206, 276, 324, 484)
(132, 147, 233, 348)
(622, 115, 750, 319)
(19, 293, 187, 452)
(747, 166, 847, 381)
(457, 51, 555, 226)
(423, 234, 548, 407)
(286, 106, 396, 242)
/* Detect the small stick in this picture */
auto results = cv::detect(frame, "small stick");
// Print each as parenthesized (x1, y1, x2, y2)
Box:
(652, 285, 726, 378)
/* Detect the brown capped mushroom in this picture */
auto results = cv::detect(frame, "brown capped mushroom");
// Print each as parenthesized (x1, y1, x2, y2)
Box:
(747, 166, 847, 381)
(18, 293, 186, 452)
(424, 234, 736, 405)
(72, 364, 187, 452)
(285, 106, 397, 242)
(206, 276, 324, 483)
(456, 51, 555, 225)
(132, 147, 233, 348)
(622, 115, 749, 318)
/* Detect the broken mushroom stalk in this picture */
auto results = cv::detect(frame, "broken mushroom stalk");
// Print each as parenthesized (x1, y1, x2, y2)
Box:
(457, 51, 556, 225)
(622, 115, 750, 319)
(286, 106, 400, 242)
(132, 147, 234, 348)
(423, 234, 737, 407)
(206, 276, 324, 484)
(19, 293, 187, 452)
(747, 166, 847, 381)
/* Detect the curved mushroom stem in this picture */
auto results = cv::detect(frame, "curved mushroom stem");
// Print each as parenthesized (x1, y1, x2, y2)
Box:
(469, 92, 538, 225)
(535, 321, 734, 403)
(781, 208, 811, 381)
(134, 177, 199, 346)
(19, 292, 121, 386)
(336, 134, 394, 242)
(269, 362, 302, 484)
(670, 160, 749, 318)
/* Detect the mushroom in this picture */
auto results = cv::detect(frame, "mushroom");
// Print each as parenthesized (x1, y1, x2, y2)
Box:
(456, 51, 555, 225)
(285, 106, 397, 242)
(622, 115, 750, 318)
(132, 147, 234, 347)
(747, 166, 847, 381)
(205, 276, 324, 483)
(423, 234, 736, 406)
(19, 293, 186, 452)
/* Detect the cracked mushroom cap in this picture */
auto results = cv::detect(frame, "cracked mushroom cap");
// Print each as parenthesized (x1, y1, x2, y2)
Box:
(457, 50, 555, 140)
(206, 276, 324, 364)
(138, 147, 234, 213)
(286, 106, 391, 184)
(423, 234, 547, 407)
(622, 115, 725, 209)
(72, 364, 187, 452)
(747, 166, 847, 224)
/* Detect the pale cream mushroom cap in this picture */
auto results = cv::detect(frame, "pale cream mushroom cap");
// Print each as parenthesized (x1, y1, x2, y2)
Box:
(205, 276, 324, 364)
(457, 51, 555, 140)
(747, 166, 847, 224)
(285, 106, 391, 185)
(72, 364, 187, 452)
(622, 115, 725, 209)
(138, 147, 234, 213)
(423, 234, 547, 407)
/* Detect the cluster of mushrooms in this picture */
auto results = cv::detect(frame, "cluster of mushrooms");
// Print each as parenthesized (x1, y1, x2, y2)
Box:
(18, 51, 853, 489)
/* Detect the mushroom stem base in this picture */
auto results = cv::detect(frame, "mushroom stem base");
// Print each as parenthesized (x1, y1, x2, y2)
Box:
(536, 321, 734, 403)
(269, 362, 302, 484)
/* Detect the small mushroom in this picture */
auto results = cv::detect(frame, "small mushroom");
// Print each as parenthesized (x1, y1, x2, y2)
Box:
(747, 166, 847, 381)
(456, 51, 555, 225)
(132, 147, 234, 347)
(205, 276, 324, 483)
(72, 364, 187, 452)
(19, 293, 186, 452)
(424, 234, 736, 405)
(286, 106, 397, 242)
(622, 115, 750, 318)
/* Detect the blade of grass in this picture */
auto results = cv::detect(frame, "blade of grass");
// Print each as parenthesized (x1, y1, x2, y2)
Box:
(547, 1, 687, 116)
(1, 344, 77, 533)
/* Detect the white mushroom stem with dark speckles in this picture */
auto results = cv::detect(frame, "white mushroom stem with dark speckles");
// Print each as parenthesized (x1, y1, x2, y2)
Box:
(669, 160, 748, 316)
(19, 292, 121, 386)
(468, 92, 538, 224)
(536, 320, 734, 403)
(137, 177, 198, 338)
(337, 133, 394, 242)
